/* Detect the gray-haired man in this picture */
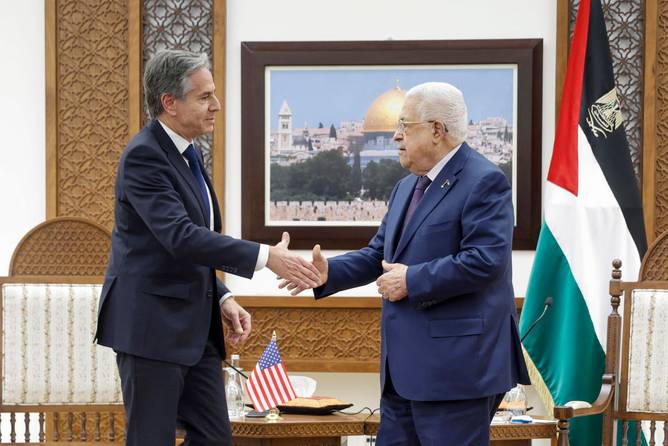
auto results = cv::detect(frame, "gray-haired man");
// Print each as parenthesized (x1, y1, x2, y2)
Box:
(96, 49, 319, 445)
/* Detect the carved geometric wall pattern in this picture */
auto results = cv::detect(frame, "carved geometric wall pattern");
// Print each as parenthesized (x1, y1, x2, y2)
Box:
(228, 302, 382, 373)
(569, 0, 644, 180)
(56, 0, 129, 229)
(656, 0, 668, 236)
(226, 297, 524, 372)
(143, 0, 215, 176)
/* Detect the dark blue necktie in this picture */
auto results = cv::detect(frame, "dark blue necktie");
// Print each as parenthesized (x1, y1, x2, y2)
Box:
(402, 176, 432, 234)
(183, 144, 211, 226)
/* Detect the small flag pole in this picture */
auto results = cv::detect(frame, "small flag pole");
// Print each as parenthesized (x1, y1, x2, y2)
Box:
(265, 331, 283, 423)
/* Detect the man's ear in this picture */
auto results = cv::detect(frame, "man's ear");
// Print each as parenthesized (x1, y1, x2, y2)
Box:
(432, 121, 446, 142)
(160, 93, 178, 116)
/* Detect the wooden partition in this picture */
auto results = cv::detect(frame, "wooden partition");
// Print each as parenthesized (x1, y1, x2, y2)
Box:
(45, 0, 227, 232)
(232, 297, 525, 371)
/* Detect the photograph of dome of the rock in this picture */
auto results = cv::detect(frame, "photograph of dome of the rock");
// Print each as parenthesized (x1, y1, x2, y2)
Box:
(266, 66, 516, 226)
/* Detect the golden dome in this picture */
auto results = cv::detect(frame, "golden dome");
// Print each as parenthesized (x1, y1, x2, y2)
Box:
(363, 85, 406, 133)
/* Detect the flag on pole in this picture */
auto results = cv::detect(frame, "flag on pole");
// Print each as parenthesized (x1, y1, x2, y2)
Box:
(520, 0, 646, 445)
(246, 337, 297, 412)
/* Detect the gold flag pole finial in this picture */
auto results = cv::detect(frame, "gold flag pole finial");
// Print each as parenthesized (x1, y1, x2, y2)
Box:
(272, 331, 277, 341)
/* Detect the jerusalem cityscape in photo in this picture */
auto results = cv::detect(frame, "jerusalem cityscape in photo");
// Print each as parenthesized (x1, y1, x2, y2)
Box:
(266, 66, 516, 225)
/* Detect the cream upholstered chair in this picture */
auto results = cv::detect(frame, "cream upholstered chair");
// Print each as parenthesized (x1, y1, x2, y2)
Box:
(554, 232, 668, 446)
(0, 217, 124, 443)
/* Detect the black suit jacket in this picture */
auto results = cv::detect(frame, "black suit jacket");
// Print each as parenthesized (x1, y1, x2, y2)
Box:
(96, 120, 260, 366)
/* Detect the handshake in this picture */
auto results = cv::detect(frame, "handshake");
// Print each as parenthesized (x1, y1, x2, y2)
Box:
(266, 232, 408, 301)
(225, 231, 408, 344)
(266, 232, 328, 295)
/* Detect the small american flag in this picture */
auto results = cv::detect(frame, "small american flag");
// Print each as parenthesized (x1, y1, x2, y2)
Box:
(246, 338, 296, 411)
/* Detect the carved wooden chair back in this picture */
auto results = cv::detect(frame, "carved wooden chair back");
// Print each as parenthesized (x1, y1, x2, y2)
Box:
(555, 231, 668, 446)
(0, 217, 125, 443)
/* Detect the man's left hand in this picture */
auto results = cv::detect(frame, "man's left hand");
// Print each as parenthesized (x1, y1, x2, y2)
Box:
(221, 298, 251, 344)
(377, 261, 408, 302)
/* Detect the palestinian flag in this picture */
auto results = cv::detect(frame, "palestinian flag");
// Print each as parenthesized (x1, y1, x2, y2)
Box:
(520, 0, 647, 444)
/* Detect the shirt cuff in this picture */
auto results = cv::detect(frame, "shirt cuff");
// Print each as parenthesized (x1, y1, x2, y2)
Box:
(218, 292, 234, 306)
(255, 244, 269, 271)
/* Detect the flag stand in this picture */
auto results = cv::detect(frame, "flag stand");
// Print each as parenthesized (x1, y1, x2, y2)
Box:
(264, 407, 282, 423)
(264, 331, 283, 422)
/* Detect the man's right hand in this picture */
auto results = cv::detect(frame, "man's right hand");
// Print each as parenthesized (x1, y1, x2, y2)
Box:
(279, 243, 328, 295)
(266, 232, 321, 290)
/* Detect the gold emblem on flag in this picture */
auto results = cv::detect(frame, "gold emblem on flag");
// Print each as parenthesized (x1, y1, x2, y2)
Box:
(586, 87, 623, 138)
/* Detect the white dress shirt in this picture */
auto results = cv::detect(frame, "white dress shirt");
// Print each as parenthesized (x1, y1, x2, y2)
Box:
(425, 143, 462, 188)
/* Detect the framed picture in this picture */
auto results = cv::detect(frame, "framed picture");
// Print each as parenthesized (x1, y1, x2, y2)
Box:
(242, 40, 542, 250)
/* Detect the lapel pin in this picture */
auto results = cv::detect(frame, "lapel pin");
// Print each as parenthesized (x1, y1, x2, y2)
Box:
(441, 179, 450, 189)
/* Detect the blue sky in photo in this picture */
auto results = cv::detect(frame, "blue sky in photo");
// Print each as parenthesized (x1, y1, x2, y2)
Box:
(268, 66, 514, 131)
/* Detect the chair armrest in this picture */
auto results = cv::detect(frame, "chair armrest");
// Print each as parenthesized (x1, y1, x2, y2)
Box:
(553, 373, 615, 419)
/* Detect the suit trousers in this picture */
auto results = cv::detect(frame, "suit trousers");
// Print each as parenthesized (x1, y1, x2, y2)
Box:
(116, 341, 231, 446)
(376, 368, 504, 446)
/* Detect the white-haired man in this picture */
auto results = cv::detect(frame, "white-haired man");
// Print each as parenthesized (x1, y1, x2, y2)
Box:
(283, 82, 530, 445)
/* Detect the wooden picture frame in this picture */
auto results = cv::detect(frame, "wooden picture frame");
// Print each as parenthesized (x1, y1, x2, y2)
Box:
(242, 39, 542, 250)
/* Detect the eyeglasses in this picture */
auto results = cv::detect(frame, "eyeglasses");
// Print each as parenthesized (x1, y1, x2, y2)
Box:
(395, 120, 448, 134)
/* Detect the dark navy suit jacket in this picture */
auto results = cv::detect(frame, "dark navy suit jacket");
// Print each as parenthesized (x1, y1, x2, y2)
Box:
(315, 143, 530, 401)
(96, 120, 260, 366)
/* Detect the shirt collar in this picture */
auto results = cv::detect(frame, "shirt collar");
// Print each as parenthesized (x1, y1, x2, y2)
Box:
(158, 120, 192, 155)
(426, 143, 462, 183)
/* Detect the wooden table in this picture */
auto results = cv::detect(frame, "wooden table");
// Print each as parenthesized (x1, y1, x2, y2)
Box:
(231, 413, 367, 445)
(231, 413, 557, 446)
(490, 422, 558, 445)
(365, 415, 557, 445)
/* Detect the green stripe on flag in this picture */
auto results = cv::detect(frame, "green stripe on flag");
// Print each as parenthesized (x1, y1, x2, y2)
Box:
(521, 223, 605, 445)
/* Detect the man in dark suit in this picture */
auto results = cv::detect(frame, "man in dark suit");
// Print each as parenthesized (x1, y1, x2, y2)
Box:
(96, 50, 320, 446)
(282, 82, 530, 445)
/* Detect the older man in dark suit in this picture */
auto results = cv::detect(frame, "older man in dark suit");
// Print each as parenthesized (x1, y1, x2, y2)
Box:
(95, 50, 320, 446)
(283, 82, 530, 445)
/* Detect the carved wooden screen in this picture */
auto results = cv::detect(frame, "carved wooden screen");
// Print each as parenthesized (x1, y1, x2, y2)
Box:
(556, 0, 666, 243)
(46, 0, 226, 231)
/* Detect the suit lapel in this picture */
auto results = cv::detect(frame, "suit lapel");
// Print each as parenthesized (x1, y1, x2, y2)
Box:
(149, 120, 209, 224)
(393, 144, 470, 260)
(385, 176, 416, 259)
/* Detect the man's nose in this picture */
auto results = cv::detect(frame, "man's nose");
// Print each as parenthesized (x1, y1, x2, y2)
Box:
(210, 94, 221, 111)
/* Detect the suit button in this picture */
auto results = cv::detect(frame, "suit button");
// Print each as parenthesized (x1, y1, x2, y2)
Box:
(206, 290, 213, 299)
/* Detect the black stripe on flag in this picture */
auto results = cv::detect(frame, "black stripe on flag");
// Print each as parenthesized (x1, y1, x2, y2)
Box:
(578, 0, 647, 258)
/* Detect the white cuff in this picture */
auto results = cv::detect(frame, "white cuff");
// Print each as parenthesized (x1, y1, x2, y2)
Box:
(218, 292, 234, 306)
(255, 244, 269, 271)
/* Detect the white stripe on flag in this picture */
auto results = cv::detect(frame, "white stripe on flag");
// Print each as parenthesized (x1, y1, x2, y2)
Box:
(275, 364, 296, 399)
(246, 378, 267, 411)
(269, 367, 288, 401)
(248, 365, 270, 411)
(256, 368, 277, 409)
(247, 373, 266, 411)
(545, 126, 641, 350)
(261, 368, 282, 404)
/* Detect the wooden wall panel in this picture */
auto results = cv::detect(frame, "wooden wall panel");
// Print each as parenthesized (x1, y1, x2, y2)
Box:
(46, 0, 130, 230)
(230, 297, 382, 373)
(653, 0, 668, 240)
(46, 0, 225, 233)
(643, 0, 657, 242)
(229, 297, 525, 373)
